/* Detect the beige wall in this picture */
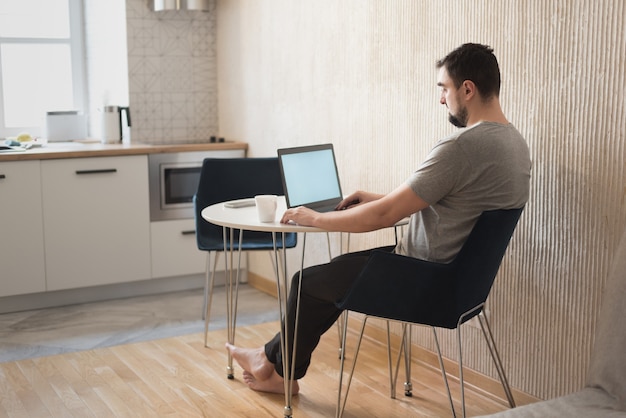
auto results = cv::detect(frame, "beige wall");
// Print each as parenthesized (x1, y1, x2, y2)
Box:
(216, 0, 626, 401)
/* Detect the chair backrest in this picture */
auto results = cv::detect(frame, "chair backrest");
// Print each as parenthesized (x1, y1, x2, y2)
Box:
(586, 226, 626, 410)
(451, 208, 524, 323)
(193, 157, 297, 251)
(337, 208, 524, 328)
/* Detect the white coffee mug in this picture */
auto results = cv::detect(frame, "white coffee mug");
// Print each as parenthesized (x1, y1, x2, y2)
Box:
(255, 195, 278, 222)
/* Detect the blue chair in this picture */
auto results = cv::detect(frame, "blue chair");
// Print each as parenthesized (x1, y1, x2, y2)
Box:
(193, 158, 297, 361)
(336, 208, 523, 418)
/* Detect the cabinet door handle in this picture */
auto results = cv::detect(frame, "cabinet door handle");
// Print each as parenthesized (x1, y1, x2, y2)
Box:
(75, 168, 117, 175)
(0, 174, 5, 179)
(181, 230, 196, 235)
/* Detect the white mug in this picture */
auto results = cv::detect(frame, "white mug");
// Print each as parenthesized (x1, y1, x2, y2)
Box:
(255, 195, 277, 222)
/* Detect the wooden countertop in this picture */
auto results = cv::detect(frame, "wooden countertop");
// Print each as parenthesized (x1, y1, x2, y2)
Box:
(0, 141, 248, 161)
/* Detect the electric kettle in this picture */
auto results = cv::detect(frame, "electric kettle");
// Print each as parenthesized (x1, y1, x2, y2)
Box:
(101, 106, 131, 144)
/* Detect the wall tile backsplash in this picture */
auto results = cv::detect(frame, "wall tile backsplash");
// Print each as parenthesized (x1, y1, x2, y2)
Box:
(125, 0, 218, 144)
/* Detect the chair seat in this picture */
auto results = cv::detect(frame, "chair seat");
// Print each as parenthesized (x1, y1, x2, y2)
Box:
(338, 208, 524, 330)
(196, 230, 297, 252)
(337, 250, 460, 328)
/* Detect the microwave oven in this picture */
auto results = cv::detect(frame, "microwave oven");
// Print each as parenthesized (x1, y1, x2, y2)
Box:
(148, 150, 244, 221)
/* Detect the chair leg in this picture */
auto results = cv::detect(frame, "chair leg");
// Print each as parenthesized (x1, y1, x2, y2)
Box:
(402, 324, 413, 396)
(456, 304, 494, 418)
(203, 251, 220, 347)
(457, 325, 466, 418)
(202, 253, 210, 321)
(337, 311, 346, 359)
(477, 312, 516, 408)
(433, 327, 456, 418)
(336, 313, 368, 418)
(389, 322, 412, 399)
(386, 321, 397, 399)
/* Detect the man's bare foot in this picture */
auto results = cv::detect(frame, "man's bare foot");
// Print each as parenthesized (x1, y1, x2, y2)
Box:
(225, 343, 274, 381)
(243, 370, 300, 394)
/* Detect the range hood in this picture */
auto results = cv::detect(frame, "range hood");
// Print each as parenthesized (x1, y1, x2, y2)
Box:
(150, 0, 211, 11)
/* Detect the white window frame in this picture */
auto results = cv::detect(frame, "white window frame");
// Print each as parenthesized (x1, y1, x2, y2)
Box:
(0, 0, 87, 138)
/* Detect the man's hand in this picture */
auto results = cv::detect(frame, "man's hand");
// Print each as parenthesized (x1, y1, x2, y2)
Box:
(280, 206, 320, 226)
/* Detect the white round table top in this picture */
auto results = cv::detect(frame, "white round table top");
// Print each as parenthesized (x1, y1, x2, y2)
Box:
(201, 196, 326, 233)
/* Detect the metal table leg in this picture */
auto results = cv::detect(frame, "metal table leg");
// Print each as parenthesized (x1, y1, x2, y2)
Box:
(272, 231, 307, 417)
(224, 226, 244, 379)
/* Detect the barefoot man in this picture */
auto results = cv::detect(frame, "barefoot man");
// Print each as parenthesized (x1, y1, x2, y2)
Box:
(226, 43, 531, 395)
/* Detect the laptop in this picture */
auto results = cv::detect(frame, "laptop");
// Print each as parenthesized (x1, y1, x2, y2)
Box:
(277, 143, 343, 212)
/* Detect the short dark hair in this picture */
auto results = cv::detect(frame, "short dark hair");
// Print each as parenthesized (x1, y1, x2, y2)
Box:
(436, 43, 501, 99)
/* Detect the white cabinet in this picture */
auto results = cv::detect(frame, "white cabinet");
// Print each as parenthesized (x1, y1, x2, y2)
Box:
(0, 161, 46, 296)
(1, 146, 248, 302)
(41, 156, 151, 291)
(150, 219, 206, 278)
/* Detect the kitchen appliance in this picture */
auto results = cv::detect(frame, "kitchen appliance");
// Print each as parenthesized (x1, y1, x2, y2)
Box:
(148, 150, 244, 221)
(45, 111, 88, 142)
(101, 106, 131, 144)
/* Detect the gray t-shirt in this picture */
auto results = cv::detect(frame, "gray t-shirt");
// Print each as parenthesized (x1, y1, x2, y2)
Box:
(395, 122, 531, 262)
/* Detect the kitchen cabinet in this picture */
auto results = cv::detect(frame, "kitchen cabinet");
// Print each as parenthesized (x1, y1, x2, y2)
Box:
(0, 161, 46, 297)
(150, 219, 205, 278)
(41, 156, 151, 291)
(0, 142, 249, 308)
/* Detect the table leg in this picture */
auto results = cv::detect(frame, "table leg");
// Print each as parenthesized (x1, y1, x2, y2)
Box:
(223, 227, 234, 379)
(272, 231, 307, 418)
(224, 227, 244, 379)
(232, 229, 244, 376)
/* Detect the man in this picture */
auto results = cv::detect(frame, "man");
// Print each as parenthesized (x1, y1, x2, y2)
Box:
(226, 43, 531, 394)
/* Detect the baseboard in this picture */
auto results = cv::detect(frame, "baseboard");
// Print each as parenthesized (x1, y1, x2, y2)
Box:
(248, 271, 540, 408)
(0, 273, 207, 314)
(248, 271, 278, 298)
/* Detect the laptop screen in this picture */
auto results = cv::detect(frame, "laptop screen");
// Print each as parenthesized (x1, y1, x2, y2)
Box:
(277, 144, 343, 212)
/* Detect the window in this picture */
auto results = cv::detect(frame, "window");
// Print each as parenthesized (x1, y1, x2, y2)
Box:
(0, 0, 86, 138)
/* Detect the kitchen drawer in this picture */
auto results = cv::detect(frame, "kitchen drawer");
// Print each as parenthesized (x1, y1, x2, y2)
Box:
(150, 219, 206, 278)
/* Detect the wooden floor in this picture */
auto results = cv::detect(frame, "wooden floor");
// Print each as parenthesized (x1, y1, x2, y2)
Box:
(0, 319, 510, 417)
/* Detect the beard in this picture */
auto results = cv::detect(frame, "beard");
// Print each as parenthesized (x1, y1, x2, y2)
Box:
(448, 106, 468, 128)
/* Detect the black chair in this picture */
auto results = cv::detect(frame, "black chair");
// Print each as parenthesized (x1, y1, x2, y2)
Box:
(335, 208, 523, 418)
(193, 158, 297, 359)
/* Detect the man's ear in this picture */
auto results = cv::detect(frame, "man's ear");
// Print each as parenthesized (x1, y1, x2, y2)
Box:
(462, 80, 477, 100)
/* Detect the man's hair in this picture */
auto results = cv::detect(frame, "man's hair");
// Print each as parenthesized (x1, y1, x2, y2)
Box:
(436, 43, 501, 99)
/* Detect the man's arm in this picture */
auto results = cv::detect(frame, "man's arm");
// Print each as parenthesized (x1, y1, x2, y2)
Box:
(280, 184, 428, 233)
(335, 190, 385, 210)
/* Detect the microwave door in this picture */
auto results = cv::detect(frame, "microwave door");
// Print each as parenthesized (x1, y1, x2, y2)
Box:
(161, 164, 202, 211)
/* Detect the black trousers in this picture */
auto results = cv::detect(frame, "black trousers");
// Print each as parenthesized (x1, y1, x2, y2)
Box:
(264, 245, 395, 380)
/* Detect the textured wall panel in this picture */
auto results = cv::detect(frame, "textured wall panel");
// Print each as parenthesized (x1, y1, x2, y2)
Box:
(217, 0, 626, 400)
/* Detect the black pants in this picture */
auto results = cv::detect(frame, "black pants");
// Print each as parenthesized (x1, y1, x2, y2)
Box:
(264, 245, 395, 380)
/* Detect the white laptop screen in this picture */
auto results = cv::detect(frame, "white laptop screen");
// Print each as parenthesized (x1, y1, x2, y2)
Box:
(278, 144, 343, 211)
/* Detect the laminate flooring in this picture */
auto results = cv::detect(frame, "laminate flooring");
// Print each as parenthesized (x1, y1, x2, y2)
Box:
(0, 285, 278, 363)
(0, 286, 513, 417)
(0, 319, 510, 417)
